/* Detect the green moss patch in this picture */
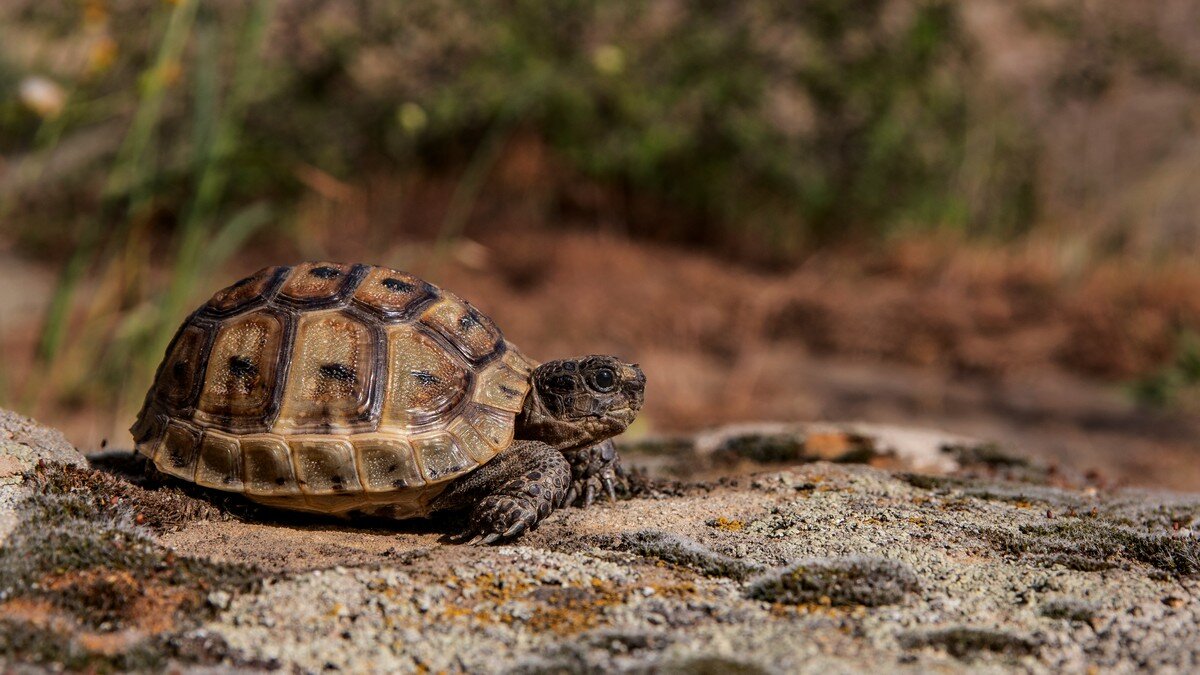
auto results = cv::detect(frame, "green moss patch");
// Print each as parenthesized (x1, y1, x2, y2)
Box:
(0, 462, 260, 670)
(37, 459, 231, 530)
(713, 433, 810, 465)
(0, 616, 169, 673)
(899, 627, 1039, 660)
(610, 530, 763, 580)
(900, 473, 1090, 509)
(745, 557, 919, 607)
(982, 520, 1200, 576)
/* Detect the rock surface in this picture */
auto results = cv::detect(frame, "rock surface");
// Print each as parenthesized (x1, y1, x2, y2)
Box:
(2, 409, 1200, 673)
(0, 408, 87, 545)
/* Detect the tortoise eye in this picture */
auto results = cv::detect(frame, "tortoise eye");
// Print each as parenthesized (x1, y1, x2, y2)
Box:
(589, 367, 616, 392)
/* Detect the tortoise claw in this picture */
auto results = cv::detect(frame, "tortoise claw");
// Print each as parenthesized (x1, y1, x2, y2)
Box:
(479, 532, 503, 545)
(565, 441, 628, 508)
(602, 473, 617, 502)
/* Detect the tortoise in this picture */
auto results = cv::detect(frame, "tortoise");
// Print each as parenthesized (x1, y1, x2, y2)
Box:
(131, 262, 645, 543)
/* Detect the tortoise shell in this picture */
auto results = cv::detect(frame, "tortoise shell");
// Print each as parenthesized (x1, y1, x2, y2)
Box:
(131, 262, 535, 516)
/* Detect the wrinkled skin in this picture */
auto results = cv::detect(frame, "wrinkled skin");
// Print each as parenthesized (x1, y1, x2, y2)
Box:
(561, 439, 624, 508)
(519, 356, 646, 451)
(433, 355, 645, 544)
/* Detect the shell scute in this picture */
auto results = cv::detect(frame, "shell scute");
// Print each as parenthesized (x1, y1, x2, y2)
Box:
(241, 436, 299, 495)
(420, 293, 503, 364)
(203, 266, 287, 317)
(273, 310, 379, 434)
(291, 438, 363, 495)
(380, 324, 469, 429)
(473, 358, 530, 414)
(196, 309, 287, 431)
(355, 436, 424, 492)
(155, 323, 213, 412)
(411, 432, 474, 482)
(276, 262, 364, 308)
(132, 410, 168, 455)
(195, 431, 243, 490)
(448, 416, 498, 464)
(502, 347, 537, 376)
(352, 266, 437, 321)
(463, 403, 515, 452)
(158, 420, 202, 480)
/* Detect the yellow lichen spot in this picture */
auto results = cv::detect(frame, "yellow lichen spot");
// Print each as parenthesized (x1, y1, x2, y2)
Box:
(769, 603, 800, 618)
(652, 581, 698, 599)
(711, 517, 745, 532)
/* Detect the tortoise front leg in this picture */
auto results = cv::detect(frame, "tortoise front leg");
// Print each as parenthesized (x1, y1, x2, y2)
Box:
(561, 439, 624, 508)
(432, 440, 570, 544)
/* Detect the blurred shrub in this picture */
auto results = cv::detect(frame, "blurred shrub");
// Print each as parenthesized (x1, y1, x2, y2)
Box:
(0, 0, 1037, 263)
(1133, 331, 1200, 411)
(261, 0, 1038, 258)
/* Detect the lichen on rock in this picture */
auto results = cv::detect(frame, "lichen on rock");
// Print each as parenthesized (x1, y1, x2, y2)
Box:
(4, 408, 1200, 672)
(745, 556, 920, 607)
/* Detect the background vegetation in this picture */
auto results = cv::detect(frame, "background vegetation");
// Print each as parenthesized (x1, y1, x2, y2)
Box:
(4, 0, 1200, 428)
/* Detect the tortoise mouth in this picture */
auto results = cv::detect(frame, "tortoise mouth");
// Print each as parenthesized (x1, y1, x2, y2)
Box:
(576, 405, 638, 429)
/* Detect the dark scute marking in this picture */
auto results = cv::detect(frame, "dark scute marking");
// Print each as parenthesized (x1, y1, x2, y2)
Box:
(231, 275, 254, 288)
(228, 355, 257, 378)
(412, 370, 440, 386)
(171, 361, 189, 380)
(387, 464, 398, 473)
(458, 311, 480, 331)
(332, 483, 346, 492)
(319, 363, 357, 382)
(310, 266, 341, 279)
(499, 385, 520, 398)
(382, 277, 415, 293)
(331, 474, 344, 484)
(392, 479, 407, 488)
(274, 477, 286, 486)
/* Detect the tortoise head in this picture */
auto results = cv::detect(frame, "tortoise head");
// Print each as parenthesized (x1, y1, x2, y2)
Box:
(516, 355, 645, 451)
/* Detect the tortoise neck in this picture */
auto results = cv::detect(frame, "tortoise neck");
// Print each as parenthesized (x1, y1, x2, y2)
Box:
(515, 388, 592, 452)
